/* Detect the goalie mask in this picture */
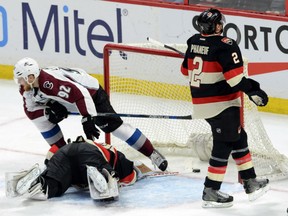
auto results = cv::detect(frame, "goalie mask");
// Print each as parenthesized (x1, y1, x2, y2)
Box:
(197, 8, 225, 34)
(13, 57, 40, 85)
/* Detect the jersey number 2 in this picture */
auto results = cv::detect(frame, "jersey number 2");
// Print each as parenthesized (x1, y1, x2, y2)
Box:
(189, 56, 203, 88)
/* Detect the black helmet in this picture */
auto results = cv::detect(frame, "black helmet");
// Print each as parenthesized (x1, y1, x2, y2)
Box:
(197, 8, 225, 34)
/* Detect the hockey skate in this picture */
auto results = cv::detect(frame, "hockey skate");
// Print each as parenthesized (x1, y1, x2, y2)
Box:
(15, 164, 42, 195)
(202, 187, 234, 208)
(150, 149, 168, 171)
(243, 178, 269, 201)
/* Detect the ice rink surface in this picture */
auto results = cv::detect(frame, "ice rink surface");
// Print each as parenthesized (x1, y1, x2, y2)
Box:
(0, 79, 287, 216)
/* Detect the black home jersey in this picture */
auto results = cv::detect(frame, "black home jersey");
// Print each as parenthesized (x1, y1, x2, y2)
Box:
(181, 34, 244, 119)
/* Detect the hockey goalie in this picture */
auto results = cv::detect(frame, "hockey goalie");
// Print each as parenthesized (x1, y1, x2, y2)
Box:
(5, 136, 151, 201)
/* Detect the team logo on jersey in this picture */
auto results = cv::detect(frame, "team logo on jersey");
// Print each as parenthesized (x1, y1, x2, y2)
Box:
(221, 37, 233, 45)
(207, 12, 213, 18)
(43, 81, 53, 90)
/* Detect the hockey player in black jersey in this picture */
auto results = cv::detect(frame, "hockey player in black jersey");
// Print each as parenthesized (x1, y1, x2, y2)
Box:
(181, 8, 269, 208)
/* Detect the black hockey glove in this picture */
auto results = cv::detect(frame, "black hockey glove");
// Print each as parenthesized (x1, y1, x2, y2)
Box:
(81, 116, 100, 140)
(247, 89, 269, 106)
(45, 101, 68, 124)
(244, 79, 268, 106)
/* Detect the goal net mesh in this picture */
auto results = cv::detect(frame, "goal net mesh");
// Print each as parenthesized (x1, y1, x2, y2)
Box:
(103, 43, 288, 181)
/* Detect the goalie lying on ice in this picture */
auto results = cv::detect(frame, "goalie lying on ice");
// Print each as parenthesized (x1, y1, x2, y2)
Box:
(5, 136, 142, 201)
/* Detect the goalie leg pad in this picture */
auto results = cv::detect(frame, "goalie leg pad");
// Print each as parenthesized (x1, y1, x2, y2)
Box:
(5, 171, 25, 198)
(87, 165, 108, 193)
(5, 164, 42, 197)
(102, 168, 119, 199)
(87, 167, 119, 200)
(24, 177, 48, 201)
(16, 164, 42, 195)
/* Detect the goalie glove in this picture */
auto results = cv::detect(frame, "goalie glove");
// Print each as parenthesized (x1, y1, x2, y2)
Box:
(81, 116, 100, 140)
(45, 100, 68, 124)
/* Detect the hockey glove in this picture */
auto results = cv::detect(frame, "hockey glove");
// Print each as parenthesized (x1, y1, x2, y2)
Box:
(247, 89, 268, 106)
(247, 78, 261, 91)
(81, 116, 100, 140)
(233, 77, 260, 93)
(236, 78, 268, 106)
(245, 79, 268, 106)
(45, 101, 68, 124)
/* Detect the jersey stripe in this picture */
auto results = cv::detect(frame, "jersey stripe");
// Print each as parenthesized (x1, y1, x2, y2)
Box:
(192, 92, 241, 104)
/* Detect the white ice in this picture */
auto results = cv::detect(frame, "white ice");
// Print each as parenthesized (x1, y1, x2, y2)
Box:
(0, 79, 287, 216)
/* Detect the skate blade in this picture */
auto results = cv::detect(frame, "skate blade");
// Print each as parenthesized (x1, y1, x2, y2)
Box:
(248, 184, 270, 201)
(202, 200, 233, 208)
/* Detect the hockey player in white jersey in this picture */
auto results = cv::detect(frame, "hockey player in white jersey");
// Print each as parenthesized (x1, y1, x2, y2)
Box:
(13, 57, 167, 171)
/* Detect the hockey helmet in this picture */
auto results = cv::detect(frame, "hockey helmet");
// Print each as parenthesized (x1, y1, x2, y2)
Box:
(13, 57, 40, 85)
(197, 8, 225, 34)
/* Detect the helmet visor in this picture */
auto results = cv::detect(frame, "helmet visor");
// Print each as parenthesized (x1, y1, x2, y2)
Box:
(219, 14, 226, 25)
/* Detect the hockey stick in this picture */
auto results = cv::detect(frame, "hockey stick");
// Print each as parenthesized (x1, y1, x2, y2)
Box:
(142, 169, 200, 179)
(69, 112, 192, 120)
(147, 37, 185, 57)
(134, 162, 200, 180)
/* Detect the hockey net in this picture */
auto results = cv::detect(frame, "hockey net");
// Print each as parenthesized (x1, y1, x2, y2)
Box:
(103, 43, 288, 180)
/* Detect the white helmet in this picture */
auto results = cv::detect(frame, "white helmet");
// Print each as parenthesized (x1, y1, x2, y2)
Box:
(13, 57, 40, 85)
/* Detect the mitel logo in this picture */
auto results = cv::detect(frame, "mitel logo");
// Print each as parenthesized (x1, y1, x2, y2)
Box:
(0, 6, 8, 47)
(21, 3, 123, 58)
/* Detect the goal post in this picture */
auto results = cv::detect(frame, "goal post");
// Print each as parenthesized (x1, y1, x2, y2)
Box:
(103, 42, 288, 181)
(103, 43, 185, 145)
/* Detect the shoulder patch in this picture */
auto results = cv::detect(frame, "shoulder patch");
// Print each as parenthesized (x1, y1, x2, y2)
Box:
(221, 37, 233, 45)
